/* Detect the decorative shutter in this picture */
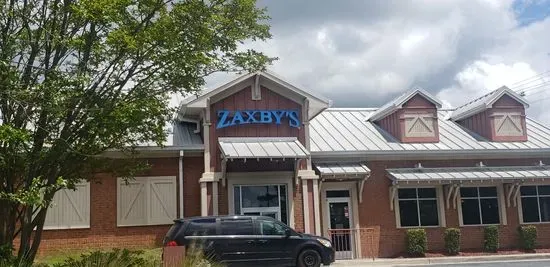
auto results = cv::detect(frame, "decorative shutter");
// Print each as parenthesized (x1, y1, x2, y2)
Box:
(118, 178, 147, 226)
(404, 114, 435, 137)
(494, 113, 523, 136)
(44, 182, 90, 229)
(148, 177, 177, 225)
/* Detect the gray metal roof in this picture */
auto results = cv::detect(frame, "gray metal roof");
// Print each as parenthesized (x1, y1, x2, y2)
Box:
(309, 108, 550, 155)
(368, 88, 443, 121)
(450, 86, 530, 121)
(315, 162, 370, 177)
(173, 122, 203, 146)
(218, 137, 309, 159)
(387, 165, 550, 183)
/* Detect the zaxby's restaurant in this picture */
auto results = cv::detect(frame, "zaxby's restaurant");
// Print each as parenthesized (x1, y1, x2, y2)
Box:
(39, 71, 550, 258)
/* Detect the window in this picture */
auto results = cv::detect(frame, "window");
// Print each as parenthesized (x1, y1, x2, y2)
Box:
(185, 218, 217, 236)
(233, 185, 288, 224)
(117, 176, 177, 226)
(44, 183, 90, 230)
(397, 188, 439, 227)
(221, 218, 254, 235)
(460, 187, 500, 225)
(258, 220, 287, 236)
(520, 185, 550, 223)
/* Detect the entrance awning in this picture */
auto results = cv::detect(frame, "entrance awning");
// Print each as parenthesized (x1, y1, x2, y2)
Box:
(218, 137, 310, 160)
(315, 162, 371, 179)
(315, 162, 371, 203)
(386, 165, 550, 183)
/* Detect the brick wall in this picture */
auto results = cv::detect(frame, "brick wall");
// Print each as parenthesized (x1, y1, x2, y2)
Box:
(359, 157, 550, 257)
(37, 156, 203, 255)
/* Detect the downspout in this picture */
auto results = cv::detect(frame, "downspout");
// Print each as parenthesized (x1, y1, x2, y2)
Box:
(179, 150, 184, 218)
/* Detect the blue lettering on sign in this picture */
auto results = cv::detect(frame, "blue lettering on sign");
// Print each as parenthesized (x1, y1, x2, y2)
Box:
(216, 110, 300, 129)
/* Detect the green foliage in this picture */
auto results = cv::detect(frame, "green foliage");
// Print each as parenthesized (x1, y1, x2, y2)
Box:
(484, 226, 499, 252)
(444, 228, 461, 255)
(0, 0, 273, 262)
(518, 225, 537, 251)
(405, 229, 427, 257)
(52, 249, 157, 267)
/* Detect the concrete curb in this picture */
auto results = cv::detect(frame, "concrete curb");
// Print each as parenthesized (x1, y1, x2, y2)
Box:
(331, 253, 550, 266)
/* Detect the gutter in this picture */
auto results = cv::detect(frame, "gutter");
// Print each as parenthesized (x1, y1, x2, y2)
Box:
(178, 150, 184, 218)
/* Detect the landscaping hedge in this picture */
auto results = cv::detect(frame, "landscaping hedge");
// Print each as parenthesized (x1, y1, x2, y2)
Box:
(518, 225, 537, 251)
(484, 225, 499, 252)
(444, 228, 461, 255)
(406, 229, 427, 257)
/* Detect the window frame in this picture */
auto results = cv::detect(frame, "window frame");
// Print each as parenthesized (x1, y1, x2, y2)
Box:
(394, 186, 445, 229)
(518, 185, 550, 224)
(458, 185, 505, 227)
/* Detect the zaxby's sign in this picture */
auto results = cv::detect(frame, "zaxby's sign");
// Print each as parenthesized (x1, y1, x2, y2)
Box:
(216, 110, 300, 129)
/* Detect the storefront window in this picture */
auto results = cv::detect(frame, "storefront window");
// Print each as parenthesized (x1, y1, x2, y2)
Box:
(397, 188, 439, 227)
(520, 185, 550, 223)
(460, 187, 500, 225)
(233, 185, 288, 224)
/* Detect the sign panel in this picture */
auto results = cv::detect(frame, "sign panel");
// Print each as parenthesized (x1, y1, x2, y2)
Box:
(216, 110, 300, 129)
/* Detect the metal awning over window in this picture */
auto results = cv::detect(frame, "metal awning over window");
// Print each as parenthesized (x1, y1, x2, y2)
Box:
(218, 137, 309, 160)
(315, 162, 371, 203)
(315, 162, 371, 180)
(387, 165, 550, 183)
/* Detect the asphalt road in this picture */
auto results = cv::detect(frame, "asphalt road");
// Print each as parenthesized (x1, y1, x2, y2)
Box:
(402, 259, 550, 267)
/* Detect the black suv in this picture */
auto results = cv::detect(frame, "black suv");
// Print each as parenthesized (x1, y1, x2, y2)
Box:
(163, 215, 335, 267)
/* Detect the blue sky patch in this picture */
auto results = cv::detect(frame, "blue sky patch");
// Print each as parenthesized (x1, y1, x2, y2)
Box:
(513, 0, 550, 26)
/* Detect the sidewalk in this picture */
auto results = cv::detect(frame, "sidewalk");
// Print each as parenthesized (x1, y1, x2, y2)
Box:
(331, 253, 550, 266)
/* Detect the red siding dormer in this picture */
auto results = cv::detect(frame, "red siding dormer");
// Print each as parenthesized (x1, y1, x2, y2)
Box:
(370, 89, 441, 143)
(451, 87, 529, 142)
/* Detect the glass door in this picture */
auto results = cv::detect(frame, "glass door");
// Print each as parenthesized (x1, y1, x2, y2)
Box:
(326, 190, 353, 259)
(233, 185, 288, 224)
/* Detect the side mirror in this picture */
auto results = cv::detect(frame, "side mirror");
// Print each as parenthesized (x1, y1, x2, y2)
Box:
(284, 228, 292, 238)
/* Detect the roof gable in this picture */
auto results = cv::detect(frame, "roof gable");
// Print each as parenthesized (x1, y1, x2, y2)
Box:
(368, 87, 442, 121)
(450, 86, 529, 121)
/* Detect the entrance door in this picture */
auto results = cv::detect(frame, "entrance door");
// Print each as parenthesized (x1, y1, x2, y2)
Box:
(326, 190, 353, 259)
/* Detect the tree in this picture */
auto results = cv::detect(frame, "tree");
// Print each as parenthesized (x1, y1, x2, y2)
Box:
(0, 0, 273, 262)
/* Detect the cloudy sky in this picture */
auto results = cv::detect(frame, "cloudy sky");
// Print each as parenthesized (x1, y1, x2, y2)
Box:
(183, 0, 550, 123)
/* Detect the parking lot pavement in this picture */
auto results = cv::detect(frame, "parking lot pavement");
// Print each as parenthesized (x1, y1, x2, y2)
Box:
(401, 259, 550, 267)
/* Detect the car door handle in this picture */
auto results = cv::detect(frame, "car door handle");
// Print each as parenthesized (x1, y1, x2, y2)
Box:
(257, 240, 268, 244)
(246, 240, 255, 244)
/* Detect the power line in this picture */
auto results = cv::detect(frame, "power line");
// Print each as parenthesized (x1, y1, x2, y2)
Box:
(508, 70, 550, 88)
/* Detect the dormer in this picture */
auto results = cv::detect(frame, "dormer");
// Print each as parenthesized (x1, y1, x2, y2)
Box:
(368, 88, 442, 143)
(450, 86, 529, 142)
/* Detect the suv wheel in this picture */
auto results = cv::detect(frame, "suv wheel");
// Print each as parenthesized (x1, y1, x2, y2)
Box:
(298, 249, 321, 267)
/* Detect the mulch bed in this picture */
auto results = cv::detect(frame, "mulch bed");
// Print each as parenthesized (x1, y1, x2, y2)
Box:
(393, 248, 550, 258)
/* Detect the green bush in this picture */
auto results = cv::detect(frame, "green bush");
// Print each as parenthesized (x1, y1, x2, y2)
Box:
(52, 249, 157, 267)
(406, 229, 427, 257)
(444, 228, 461, 255)
(484, 226, 499, 252)
(518, 225, 537, 251)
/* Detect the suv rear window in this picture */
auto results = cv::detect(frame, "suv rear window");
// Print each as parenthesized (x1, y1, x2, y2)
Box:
(184, 218, 217, 236)
(220, 218, 253, 235)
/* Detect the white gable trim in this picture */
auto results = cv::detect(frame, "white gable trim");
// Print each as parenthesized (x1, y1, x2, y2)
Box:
(368, 88, 442, 122)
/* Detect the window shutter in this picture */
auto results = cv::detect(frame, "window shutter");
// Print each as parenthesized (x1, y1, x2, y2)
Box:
(494, 112, 524, 136)
(148, 177, 177, 225)
(118, 178, 147, 226)
(404, 114, 436, 138)
(44, 182, 90, 229)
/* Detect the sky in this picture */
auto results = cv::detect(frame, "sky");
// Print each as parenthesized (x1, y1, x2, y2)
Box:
(176, 0, 550, 123)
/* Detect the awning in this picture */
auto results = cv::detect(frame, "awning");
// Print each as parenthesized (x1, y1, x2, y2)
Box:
(218, 137, 309, 160)
(315, 162, 371, 179)
(387, 165, 550, 183)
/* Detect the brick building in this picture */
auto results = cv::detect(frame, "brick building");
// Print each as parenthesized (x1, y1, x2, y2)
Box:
(39, 71, 550, 258)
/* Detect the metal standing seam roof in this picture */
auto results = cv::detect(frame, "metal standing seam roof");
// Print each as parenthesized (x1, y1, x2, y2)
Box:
(173, 122, 203, 146)
(450, 86, 530, 121)
(386, 165, 550, 182)
(309, 108, 550, 154)
(218, 137, 310, 159)
(315, 162, 371, 177)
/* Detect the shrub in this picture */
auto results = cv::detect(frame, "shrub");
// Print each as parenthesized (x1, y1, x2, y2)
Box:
(406, 229, 427, 257)
(444, 228, 461, 255)
(52, 249, 157, 267)
(484, 226, 499, 252)
(518, 225, 537, 251)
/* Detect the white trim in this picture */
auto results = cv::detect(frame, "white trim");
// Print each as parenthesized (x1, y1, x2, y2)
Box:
(498, 184, 507, 225)
(457, 185, 503, 227)
(179, 150, 184, 218)
(201, 182, 208, 216)
(393, 186, 444, 228)
(227, 172, 295, 228)
(213, 181, 219, 215)
(313, 179, 321, 235)
(302, 180, 311, 233)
